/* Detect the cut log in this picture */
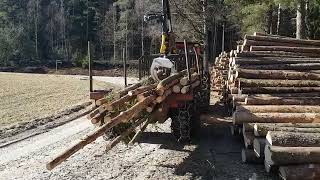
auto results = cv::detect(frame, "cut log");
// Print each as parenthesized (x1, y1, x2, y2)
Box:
(128, 84, 157, 96)
(236, 51, 317, 58)
(266, 131, 320, 147)
(180, 72, 199, 86)
(241, 149, 264, 164)
(156, 89, 172, 103)
(254, 124, 320, 137)
(240, 79, 320, 88)
(105, 94, 136, 111)
(240, 63, 320, 70)
(156, 79, 179, 96)
(87, 108, 100, 119)
(233, 111, 320, 125)
(232, 57, 320, 66)
(235, 69, 320, 80)
(191, 80, 201, 89)
(250, 46, 320, 54)
(46, 95, 155, 170)
(96, 98, 111, 106)
(181, 85, 191, 94)
(243, 39, 319, 48)
(245, 35, 320, 46)
(245, 97, 320, 105)
(172, 84, 182, 93)
(264, 145, 320, 166)
(243, 131, 255, 149)
(253, 138, 266, 158)
(128, 118, 153, 145)
(116, 83, 141, 98)
(146, 103, 157, 113)
(237, 105, 320, 113)
(279, 164, 320, 180)
(241, 87, 320, 94)
(90, 111, 106, 124)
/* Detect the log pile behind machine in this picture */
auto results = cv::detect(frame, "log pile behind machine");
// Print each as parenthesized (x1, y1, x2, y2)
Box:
(46, 68, 201, 170)
(212, 32, 320, 180)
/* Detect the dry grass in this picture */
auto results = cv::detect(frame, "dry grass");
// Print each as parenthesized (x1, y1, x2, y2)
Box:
(0, 73, 113, 126)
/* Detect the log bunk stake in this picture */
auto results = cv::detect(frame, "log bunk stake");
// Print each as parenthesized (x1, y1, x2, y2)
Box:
(215, 32, 320, 179)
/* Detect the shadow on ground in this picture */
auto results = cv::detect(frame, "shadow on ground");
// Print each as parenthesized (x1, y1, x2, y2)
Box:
(137, 102, 280, 180)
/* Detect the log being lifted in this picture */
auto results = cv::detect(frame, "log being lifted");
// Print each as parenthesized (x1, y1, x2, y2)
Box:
(266, 131, 320, 147)
(233, 111, 320, 125)
(245, 97, 320, 105)
(254, 123, 320, 137)
(239, 63, 320, 70)
(180, 72, 199, 86)
(264, 145, 320, 166)
(128, 84, 157, 96)
(237, 105, 320, 113)
(279, 164, 320, 180)
(235, 69, 320, 80)
(46, 95, 155, 170)
(241, 87, 320, 94)
(245, 35, 320, 46)
(240, 79, 320, 88)
(104, 94, 136, 111)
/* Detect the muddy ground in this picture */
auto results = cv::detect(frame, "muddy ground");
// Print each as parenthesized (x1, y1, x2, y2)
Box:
(0, 100, 279, 180)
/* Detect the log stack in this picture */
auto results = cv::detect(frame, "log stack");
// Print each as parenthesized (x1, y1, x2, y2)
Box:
(46, 69, 201, 170)
(211, 52, 230, 100)
(223, 32, 320, 180)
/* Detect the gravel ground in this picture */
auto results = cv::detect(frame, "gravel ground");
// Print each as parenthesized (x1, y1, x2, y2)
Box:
(0, 103, 279, 180)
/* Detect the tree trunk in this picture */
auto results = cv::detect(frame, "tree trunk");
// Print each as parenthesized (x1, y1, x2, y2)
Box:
(241, 87, 320, 94)
(296, 0, 307, 39)
(277, 4, 281, 35)
(240, 63, 320, 70)
(245, 97, 320, 105)
(254, 124, 320, 137)
(233, 111, 320, 125)
(240, 79, 320, 88)
(250, 46, 320, 54)
(233, 57, 320, 66)
(266, 131, 320, 147)
(237, 105, 320, 113)
(235, 69, 320, 80)
(265, 145, 320, 166)
(245, 35, 320, 46)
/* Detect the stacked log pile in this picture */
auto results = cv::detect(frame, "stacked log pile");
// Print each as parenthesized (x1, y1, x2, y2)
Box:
(226, 33, 320, 180)
(211, 52, 230, 99)
(46, 69, 201, 170)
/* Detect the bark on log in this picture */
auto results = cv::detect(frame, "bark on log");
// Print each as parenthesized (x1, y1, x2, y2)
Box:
(90, 111, 106, 124)
(279, 164, 320, 180)
(241, 149, 264, 164)
(128, 84, 157, 96)
(254, 123, 320, 136)
(235, 69, 320, 80)
(46, 95, 155, 170)
(245, 35, 320, 46)
(232, 57, 320, 66)
(243, 39, 319, 48)
(250, 46, 320, 54)
(236, 104, 320, 113)
(266, 131, 320, 147)
(241, 87, 320, 94)
(264, 145, 320, 166)
(240, 79, 320, 88)
(236, 51, 317, 58)
(87, 108, 100, 119)
(156, 89, 172, 103)
(116, 83, 142, 98)
(233, 111, 320, 125)
(245, 97, 320, 105)
(253, 138, 266, 158)
(105, 94, 136, 111)
(128, 118, 153, 145)
(239, 63, 320, 70)
(96, 98, 110, 106)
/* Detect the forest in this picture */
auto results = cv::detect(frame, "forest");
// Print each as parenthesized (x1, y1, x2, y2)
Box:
(0, 0, 320, 67)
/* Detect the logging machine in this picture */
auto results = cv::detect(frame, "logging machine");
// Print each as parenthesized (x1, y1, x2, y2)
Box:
(144, 0, 210, 142)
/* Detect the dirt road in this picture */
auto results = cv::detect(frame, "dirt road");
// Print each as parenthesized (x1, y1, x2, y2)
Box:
(0, 103, 277, 180)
